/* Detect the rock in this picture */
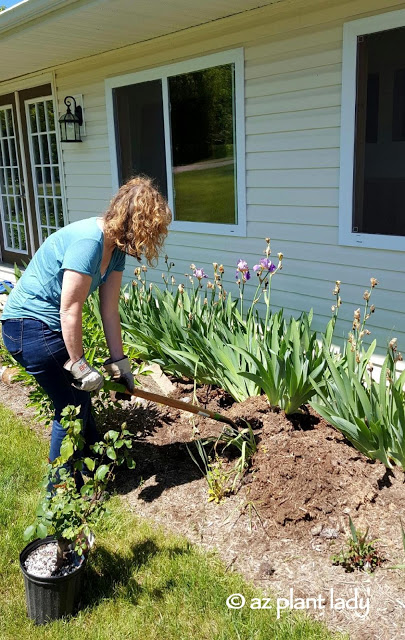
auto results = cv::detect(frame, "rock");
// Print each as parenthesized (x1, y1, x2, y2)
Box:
(147, 363, 175, 395)
(320, 527, 339, 539)
(0, 366, 20, 384)
(311, 524, 323, 536)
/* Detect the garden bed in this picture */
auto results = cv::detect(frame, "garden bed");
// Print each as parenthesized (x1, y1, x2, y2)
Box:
(3, 376, 405, 640)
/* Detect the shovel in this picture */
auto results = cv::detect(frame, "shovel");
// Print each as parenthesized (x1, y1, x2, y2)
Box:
(104, 380, 237, 428)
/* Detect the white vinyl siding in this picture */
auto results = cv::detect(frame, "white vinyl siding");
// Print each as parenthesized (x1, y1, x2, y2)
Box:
(23, 0, 404, 356)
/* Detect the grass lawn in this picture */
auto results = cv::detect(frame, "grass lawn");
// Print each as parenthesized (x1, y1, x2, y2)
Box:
(174, 163, 236, 224)
(0, 404, 347, 640)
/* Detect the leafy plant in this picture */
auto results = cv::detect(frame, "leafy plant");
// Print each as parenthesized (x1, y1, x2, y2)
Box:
(23, 405, 136, 570)
(187, 421, 257, 500)
(186, 440, 231, 503)
(332, 517, 383, 573)
(236, 311, 327, 414)
(310, 340, 405, 469)
(310, 278, 405, 470)
(220, 421, 257, 491)
(120, 244, 331, 409)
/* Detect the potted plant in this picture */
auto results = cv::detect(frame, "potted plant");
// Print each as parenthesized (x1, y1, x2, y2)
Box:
(20, 405, 135, 624)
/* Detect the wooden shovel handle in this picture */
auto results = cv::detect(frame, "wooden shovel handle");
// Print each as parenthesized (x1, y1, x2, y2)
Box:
(108, 381, 237, 427)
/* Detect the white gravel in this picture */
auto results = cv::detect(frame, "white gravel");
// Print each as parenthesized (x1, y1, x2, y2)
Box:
(24, 541, 82, 578)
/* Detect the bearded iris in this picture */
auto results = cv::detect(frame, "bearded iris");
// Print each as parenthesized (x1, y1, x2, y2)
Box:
(253, 258, 276, 274)
(236, 259, 251, 282)
(193, 268, 208, 281)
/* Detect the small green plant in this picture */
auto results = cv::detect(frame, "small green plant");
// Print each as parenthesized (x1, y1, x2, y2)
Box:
(187, 421, 257, 501)
(220, 421, 257, 491)
(331, 517, 383, 573)
(23, 405, 136, 569)
(206, 455, 232, 503)
(186, 438, 231, 503)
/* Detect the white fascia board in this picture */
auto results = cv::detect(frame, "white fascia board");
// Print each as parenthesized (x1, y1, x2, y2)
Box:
(0, 0, 81, 35)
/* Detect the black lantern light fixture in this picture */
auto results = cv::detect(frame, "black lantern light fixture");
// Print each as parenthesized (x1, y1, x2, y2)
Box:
(59, 96, 83, 142)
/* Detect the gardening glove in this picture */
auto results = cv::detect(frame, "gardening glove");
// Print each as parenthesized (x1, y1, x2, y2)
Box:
(103, 356, 135, 399)
(64, 356, 104, 392)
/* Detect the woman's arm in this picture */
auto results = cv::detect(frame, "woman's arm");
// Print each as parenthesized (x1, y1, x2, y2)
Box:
(60, 269, 92, 362)
(99, 269, 124, 361)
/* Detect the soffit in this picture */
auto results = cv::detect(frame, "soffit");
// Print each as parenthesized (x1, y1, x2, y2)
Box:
(0, 0, 282, 84)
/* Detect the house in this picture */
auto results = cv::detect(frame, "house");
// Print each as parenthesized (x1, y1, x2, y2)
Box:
(0, 0, 404, 361)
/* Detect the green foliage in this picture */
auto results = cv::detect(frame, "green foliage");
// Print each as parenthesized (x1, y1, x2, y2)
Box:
(121, 273, 328, 412)
(310, 278, 405, 471)
(187, 421, 257, 500)
(120, 246, 324, 412)
(310, 341, 405, 470)
(23, 405, 136, 560)
(332, 516, 383, 572)
(236, 310, 328, 414)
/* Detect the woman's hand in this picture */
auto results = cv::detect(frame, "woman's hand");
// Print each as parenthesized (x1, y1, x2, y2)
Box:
(103, 356, 134, 393)
(64, 355, 104, 392)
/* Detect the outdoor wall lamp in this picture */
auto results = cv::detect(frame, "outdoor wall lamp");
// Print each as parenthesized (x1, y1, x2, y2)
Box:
(59, 96, 83, 142)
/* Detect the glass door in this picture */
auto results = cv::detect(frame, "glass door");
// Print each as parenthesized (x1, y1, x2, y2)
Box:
(25, 96, 64, 243)
(0, 93, 30, 263)
(0, 84, 65, 265)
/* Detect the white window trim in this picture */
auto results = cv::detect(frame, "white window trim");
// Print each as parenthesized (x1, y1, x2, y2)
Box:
(105, 49, 246, 237)
(340, 8, 405, 251)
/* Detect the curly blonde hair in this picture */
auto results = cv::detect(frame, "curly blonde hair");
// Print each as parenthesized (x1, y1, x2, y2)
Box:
(103, 176, 172, 265)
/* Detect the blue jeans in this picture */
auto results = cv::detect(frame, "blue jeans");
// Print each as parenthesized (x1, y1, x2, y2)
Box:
(1, 318, 99, 484)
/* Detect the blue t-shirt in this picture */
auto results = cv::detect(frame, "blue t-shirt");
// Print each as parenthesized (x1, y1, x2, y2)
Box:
(2, 217, 126, 331)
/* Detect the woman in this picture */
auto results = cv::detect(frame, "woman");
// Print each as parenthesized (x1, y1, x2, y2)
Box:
(1, 176, 171, 478)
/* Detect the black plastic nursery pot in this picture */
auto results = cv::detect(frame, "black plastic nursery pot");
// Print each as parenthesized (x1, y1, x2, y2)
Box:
(19, 536, 87, 625)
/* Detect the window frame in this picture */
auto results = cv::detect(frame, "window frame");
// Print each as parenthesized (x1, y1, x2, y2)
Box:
(340, 9, 405, 251)
(105, 49, 246, 237)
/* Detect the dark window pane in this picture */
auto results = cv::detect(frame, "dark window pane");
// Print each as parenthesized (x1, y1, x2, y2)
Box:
(354, 27, 405, 236)
(365, 73, 379, 143)
(169, 64, 236, 224)
(46, 100, 55, 131)
(393, 69, 405, 141)
(113, 80, 167, 196)
(29, 104, 37, 133)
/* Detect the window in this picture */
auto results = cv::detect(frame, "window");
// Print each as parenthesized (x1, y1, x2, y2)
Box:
(106, 50, 246, 236)
(340, 10, 405, 250)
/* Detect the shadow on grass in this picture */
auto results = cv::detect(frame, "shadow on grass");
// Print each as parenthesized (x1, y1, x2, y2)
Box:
(81, 538, 190, 610)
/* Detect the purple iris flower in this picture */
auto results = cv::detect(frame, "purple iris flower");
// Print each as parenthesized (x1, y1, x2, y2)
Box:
(237, 259, 249, 272)
(253, 257, 276, 273)
(193, 268, 208, 281)
(235, 259, 251, 282)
